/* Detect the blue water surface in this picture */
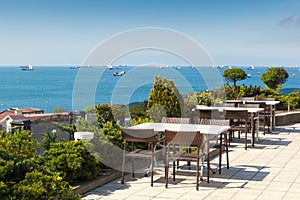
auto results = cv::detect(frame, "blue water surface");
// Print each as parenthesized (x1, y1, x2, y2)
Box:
(0, 66, 299, 112)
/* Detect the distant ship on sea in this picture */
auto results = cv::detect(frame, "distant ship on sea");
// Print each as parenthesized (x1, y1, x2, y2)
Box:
(20, 65, 34, 70)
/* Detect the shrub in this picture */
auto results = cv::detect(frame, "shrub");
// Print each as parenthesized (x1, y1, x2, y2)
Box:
(261, 67, 289, 90)
(147, 76, 183, 122)
(0, 130, 78, 199)
(42, 140, 101, 183)
(95, 104, 116, 127)
(76, 119, 123, 170)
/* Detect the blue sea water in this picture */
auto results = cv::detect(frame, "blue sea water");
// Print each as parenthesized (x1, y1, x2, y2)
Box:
(0, 66, 299, 113)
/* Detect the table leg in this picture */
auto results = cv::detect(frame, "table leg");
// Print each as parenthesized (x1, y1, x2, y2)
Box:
(251, 113, 255, 147)
(219, 133, 222, 174)
(272, 105, 276, 131)
(256, 112, 259, 142)
(207, 140, 210, 183)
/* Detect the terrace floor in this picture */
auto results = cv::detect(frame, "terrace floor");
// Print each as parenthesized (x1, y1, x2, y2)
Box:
(82, 123, 300, 200)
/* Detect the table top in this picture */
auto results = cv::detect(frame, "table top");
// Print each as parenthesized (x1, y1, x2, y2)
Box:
(195, 105, 264, 113)
(225, 100, 280, 105)
(131, 122, 230, 136)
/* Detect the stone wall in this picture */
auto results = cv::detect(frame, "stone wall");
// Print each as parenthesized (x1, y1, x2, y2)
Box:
(275, 111, 300, 126)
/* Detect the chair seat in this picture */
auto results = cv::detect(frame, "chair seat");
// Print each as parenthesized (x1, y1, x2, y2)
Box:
(126, 149, 161, 158)
(176, 152, 205, 162)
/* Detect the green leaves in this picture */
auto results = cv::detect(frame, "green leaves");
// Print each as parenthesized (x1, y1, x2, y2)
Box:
(0, 130, 79, 199)
(147, 76, 183, 122)
(223, 68, 247, 87)
(43, 140, 101, 183)
(261, 67, 289, 90)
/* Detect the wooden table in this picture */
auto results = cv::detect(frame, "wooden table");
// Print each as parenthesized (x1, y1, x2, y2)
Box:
(131, 123, 230, 182)
(225, 100, 280, 131)
(195, 106, 264, 147)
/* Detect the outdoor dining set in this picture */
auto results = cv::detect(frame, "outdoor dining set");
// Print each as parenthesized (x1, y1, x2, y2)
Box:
(120, 97, 280, 190)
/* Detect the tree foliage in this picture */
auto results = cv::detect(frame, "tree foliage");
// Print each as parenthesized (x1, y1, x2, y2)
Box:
(223, 68, 247, 87)
(95, 104, 127, 127)
(42, 140, 101, 183)
(95, 104, 116, 127)
(146, 76, 183, 122)
(0, 130, 79, 199)
(261, 67, 289, 90)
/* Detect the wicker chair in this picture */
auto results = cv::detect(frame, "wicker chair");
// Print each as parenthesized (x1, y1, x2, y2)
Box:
(256, 97, 275, 132)
(245, 101, 268, 134)
(161, 117, 190, 168)
(214, 102, 235, 107)
(200, 119, 230, 174)
(237, 97, 255, 101)
(161, 117, 190, 124)
(163, 129, 208, 190)
(225, 109, 250, 150)
(121, 127, 160, 186)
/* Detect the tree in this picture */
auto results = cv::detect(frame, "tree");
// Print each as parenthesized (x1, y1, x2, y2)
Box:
(0, 130, 79, 199)
(261, 67, 289, 90)
(146, 76, 183, 122)
(53, 106, 63, 113)
(223, 68, 247, 87)
(95, 104, 116, 127)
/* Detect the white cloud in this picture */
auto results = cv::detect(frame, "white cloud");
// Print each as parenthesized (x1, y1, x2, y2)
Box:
(280, 14, 300, 28)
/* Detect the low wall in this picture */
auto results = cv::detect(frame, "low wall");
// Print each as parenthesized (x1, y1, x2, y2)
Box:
(275, 111, 300, 126)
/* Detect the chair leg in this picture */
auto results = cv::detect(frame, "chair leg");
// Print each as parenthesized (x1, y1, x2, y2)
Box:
(196, 149, 200, 190)
(225, 134, 229, 169)
(131, 142, 135, 177)
(219, 133, 223, 174)
(245, 131, 247, 150)
(173, 161, 176, 181)
(151, 146, 154, 187)
(165, 145, 170, 188)
(207, 154, 210, 183)
(121, 142, 126, 184)
(132, 158, 135, 177)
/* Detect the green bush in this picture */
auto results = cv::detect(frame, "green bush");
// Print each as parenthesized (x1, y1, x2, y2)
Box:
(0, 130, 78, 199)
(101, 121, 123, 148)
(42, 140, 101, 183)
(76, 119, 123, 169)
(130, 117, 151, 125)
(13, 170, 78, 200)
(147, 76, 183, 122)
(95, 104, 116, 127)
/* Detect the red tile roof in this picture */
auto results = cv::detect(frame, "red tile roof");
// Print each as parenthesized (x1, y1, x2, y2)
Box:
(0, 108, 44, 121)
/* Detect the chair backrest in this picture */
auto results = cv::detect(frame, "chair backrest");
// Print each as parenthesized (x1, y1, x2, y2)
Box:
(238, 103, 259, 108)
(198, 109, 220, 120)
(237, 97, 255, 101)
(245, 101, 267, 109)
(214, 102, 235, 107)
(120, 127, 158, 143)
(224, 109, 249, 120)
(256, 97, 275, 101)
(200, 118, 230, 126)
(164, 129, 204, 148)
(161, 117, 190, 124)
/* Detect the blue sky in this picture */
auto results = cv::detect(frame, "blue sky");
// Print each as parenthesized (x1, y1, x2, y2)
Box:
(0, 0, 300, 66)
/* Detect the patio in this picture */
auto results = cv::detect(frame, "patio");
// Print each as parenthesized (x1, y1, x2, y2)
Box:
(82, 123, 300, 200)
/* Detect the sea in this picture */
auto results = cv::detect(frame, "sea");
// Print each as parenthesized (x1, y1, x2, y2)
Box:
(0, 66, 299, 113)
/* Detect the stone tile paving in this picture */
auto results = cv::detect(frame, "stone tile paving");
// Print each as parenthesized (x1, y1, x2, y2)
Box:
(82, 123, 300, 200)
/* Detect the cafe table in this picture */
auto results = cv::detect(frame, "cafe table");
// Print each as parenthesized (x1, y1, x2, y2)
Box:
(225, 100, 280, 131)
(195, 106, 264, 147)
(131, 122, 230, 182)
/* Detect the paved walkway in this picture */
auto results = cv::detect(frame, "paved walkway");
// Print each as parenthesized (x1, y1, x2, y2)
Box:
(82, 123, 300, 200)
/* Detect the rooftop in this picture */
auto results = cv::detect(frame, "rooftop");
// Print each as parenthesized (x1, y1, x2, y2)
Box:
(82, 123, 300, 200)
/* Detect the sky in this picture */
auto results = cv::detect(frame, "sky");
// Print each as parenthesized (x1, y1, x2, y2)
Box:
(0, 0, 300, 66)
